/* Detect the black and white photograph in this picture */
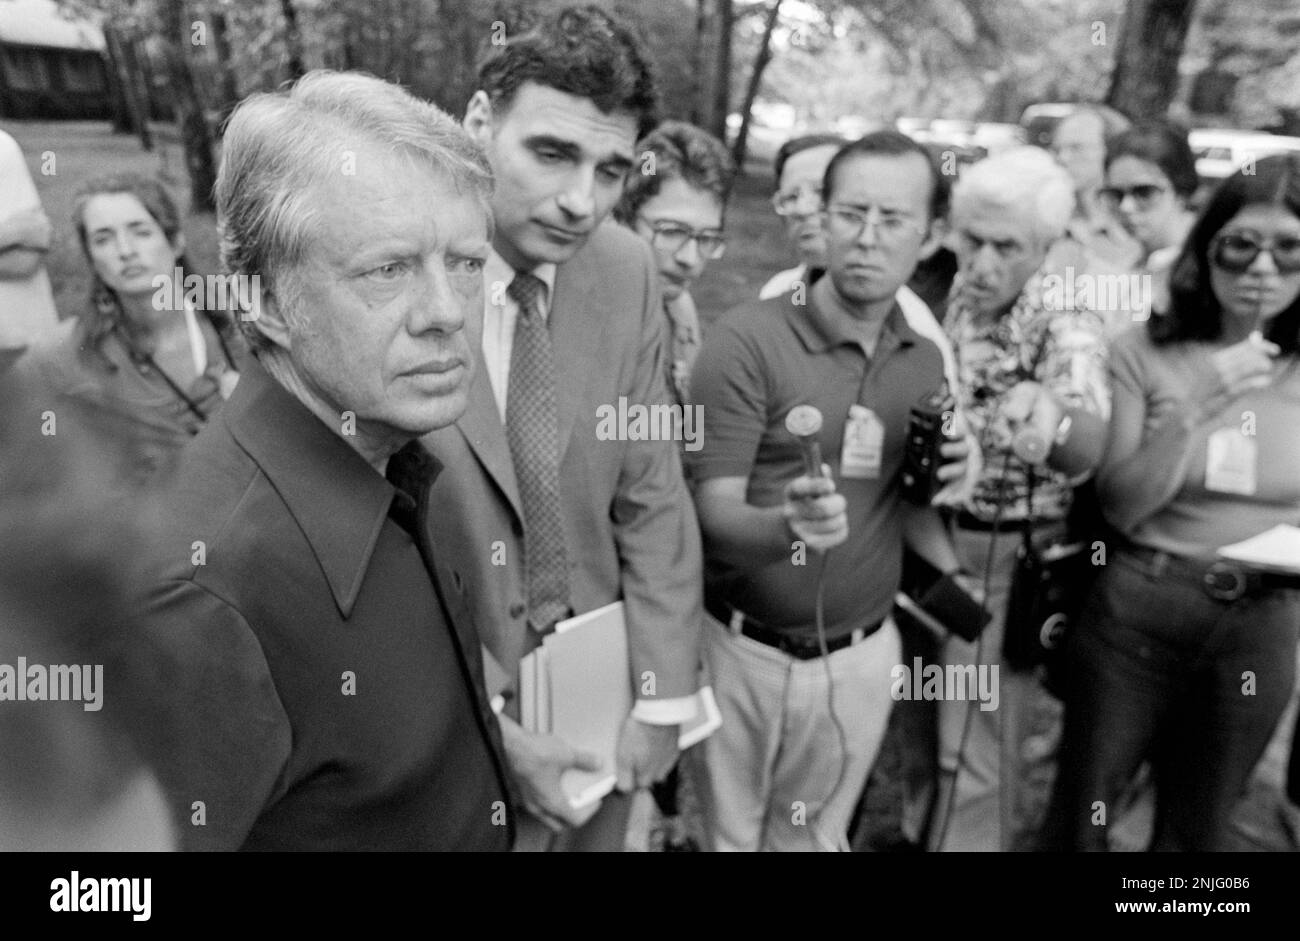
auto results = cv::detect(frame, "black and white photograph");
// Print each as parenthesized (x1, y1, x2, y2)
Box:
(1, 0, 1298, 918)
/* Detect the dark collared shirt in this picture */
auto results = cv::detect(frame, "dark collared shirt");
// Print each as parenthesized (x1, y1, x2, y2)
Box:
(690, 291, 945, 639)
(139, 356, 511, 850)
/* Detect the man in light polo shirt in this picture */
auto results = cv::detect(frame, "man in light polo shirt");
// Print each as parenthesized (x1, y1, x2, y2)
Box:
(760, 132, 960, 394)
(689, 131, 968, 851)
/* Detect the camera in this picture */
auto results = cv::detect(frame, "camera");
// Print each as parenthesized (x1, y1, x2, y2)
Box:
(900, 386, 955, 505)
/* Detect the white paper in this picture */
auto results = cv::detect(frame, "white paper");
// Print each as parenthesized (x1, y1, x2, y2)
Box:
(1218, 525, 1300, 575)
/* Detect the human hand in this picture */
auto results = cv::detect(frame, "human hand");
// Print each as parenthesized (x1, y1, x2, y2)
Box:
(615, 716, 680, 792)
(782, 465, 848, 551)
(932, 409, 980, 505)
(1205, 333, 1280, 403)
(499, 714, 604, 831)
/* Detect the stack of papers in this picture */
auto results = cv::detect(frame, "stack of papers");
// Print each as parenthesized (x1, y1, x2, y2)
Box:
(519, 601, 722, 809)
(1217, 525, 1300, 575)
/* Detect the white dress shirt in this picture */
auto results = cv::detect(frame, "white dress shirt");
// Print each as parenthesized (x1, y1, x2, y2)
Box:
(481, 249, 697, 727)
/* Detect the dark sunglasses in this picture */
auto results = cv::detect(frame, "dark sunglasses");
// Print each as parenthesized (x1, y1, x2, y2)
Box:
(1098, 183, 1167, 209)
(1209, 230, 1300, 274)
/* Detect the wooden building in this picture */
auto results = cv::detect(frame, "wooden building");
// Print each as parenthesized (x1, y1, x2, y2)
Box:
(0, 0, 110, 119)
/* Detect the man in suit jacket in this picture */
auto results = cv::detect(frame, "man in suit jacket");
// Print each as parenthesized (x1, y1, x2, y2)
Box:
(137, 72, 512, 850)
(423, 6, 704, 850)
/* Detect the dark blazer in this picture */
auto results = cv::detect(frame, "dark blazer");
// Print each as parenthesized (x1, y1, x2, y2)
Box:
(422, 222, 704, 703)
(138, 356, 512, 850)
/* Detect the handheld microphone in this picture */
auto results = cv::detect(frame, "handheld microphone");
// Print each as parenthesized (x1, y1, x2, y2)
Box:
(1008, 385, 1050, 465)
(785, 405, 827, 479)
(1011, 427, 1050, 465)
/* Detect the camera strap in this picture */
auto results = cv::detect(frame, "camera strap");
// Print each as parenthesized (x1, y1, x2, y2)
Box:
(1018, 317, 1054, 545)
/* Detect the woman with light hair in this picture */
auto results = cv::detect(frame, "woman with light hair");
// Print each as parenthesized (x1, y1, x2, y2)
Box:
(929, 145, 1112, 852)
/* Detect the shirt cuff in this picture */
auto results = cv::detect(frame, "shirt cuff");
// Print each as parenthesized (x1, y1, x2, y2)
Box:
(631, 695, 698, 726)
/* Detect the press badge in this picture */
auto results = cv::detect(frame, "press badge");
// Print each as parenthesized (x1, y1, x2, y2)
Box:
(841, 405, 883, 479)
(1204, 426, 1257, 495)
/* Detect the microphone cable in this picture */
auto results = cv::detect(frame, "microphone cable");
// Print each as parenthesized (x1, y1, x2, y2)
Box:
(930, 433, 1012, 852)
(808, 545, 851, 852)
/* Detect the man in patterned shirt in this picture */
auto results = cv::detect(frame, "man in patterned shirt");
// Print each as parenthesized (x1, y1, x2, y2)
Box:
(930, 146, 1111, 852)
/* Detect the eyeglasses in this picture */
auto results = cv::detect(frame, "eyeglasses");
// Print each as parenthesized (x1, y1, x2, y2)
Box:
(1209, 230, 1300, 274)
(823, 203, 924, 241)
(639, 218, 727, 260)
(771, 184, 822, 217)
(1098, 183, 1168, 209)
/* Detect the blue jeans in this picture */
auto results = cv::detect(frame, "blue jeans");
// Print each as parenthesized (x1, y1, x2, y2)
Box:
(1051, 546, 1300, 851)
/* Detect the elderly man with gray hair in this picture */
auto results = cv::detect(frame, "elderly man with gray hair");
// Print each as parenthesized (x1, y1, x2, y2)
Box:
(137, 71, 514, 850)
(927, 146, 1112, 852)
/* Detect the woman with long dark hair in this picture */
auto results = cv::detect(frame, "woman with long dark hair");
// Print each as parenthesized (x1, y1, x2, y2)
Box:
(1102, 121, 1199, 270)
(1052, 154, 1300, 850)
(24, 173, 242, 486)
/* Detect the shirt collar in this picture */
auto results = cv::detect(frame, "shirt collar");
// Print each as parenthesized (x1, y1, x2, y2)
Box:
(786, 286, 917, 355)
(485, 248, 558, 314)
(224, 355, 440, 618)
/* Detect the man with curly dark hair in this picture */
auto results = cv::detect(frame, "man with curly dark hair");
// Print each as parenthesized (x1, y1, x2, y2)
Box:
(424, 5, 706, 851)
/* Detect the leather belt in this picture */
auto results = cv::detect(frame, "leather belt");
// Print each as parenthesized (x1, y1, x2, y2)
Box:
(706, 600, 882, 660)
(950, 511, 1044, 532)
(1121, 545, 1300, 603)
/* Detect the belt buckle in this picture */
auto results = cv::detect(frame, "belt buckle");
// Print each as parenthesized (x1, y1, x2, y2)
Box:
(1204, 561, 1247, 602)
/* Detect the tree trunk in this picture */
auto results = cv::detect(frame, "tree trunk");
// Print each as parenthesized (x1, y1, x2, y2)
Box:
(692, 0, 714, 130)
(133, 37, 162, 122)
(1105, 0, 1199, 121)
(161, 0, 219, 212)
(103, 24, 132, 133)
(436, 0, 484, 116)
(729, 0, 781, 175)
(105, 25, 153, 149)
(713, 0, 733, 141)
(692, 0, 731, 140)
(210, 11, 243, 131)
(279, 0, 306, 80)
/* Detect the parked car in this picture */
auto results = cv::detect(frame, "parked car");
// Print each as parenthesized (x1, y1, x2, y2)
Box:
(971, 122, 1026, 154)
(726, 102, 796, 173)
(1019, 102, 1129, 148)
(895, 116, 930, 140)
(1189, 128, 1300, 183)
(834, 114, 884, 140)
